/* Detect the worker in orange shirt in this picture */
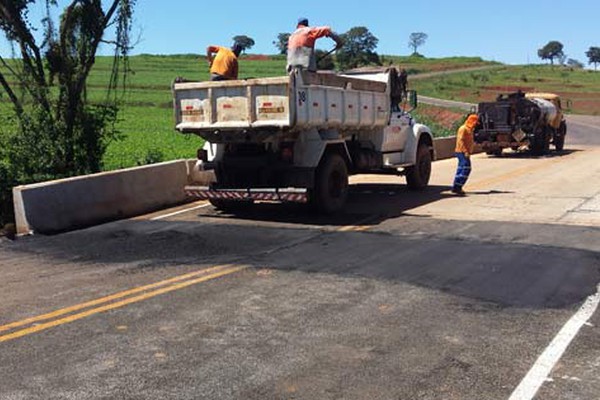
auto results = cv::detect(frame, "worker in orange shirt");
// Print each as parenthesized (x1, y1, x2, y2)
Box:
(452, 114, 479, 195)
(206, 42, 242, 81)
(287, 17, 343, 72)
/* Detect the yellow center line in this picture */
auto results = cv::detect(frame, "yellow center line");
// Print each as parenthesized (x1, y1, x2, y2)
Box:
(0, 264, 232, 334)
(0, 266, 246, 343)
(1, 214, 377, 342)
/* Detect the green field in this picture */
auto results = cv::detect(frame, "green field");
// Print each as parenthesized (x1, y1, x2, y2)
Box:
(98, 54, 506, 169)
(1, 55, 598, 172)
(90, 55, 289, 170)
(409, 64, 600, 115)
(84, 54, 502, 170)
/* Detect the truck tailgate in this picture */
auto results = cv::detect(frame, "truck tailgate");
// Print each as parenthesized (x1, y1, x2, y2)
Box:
(173, 77, 292, 131)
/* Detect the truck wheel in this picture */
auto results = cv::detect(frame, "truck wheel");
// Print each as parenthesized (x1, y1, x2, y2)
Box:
(531, 128, 550, 156)
(406, 143, 432, 190)
(209, 198, 253, 213)
(313, 153, 348, 213)
(554, 121, 566, 151)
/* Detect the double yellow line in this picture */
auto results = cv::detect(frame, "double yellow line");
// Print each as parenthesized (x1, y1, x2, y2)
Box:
(0, 264, 246, 343)
(0, 198, 397, 345)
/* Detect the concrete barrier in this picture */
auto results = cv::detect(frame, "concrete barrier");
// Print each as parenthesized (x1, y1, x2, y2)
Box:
(433, 136, 457, 160)
(13, 160, 196, 235)
(12, 136, 473, 235)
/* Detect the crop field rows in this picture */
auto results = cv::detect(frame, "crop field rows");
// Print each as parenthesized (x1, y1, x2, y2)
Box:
(1, 55, 597, 171)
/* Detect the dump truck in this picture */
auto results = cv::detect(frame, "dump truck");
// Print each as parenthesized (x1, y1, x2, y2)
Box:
(475, 91, 567, 156)
(172, 68, 435, 213)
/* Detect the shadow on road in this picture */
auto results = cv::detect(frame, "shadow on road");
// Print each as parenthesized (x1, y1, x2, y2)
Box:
(202, 184, 458, 226)
(482, 148, 580, 159)
(4, 213, 598, 310)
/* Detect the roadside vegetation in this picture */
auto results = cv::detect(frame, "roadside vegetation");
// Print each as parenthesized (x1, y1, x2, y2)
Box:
(383, 55, 499, 74)
(0, 53, 501, 177)
(409, 64, 600, 115)
(412, 105, 467, 138)
(0, 0, 134, 228)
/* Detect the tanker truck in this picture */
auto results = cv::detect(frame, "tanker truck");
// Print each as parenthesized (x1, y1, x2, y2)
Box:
(474, 91, 567, 156)
(172, 68, 435, 213)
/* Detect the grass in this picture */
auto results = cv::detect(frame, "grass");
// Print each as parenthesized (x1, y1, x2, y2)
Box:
(62, 54, 500, 170)
(412, 104, 469, 138)
(99, 54, 498, 169)
(381, 54, 500, 75)
(409, 64, 600, 115)
(1, 55, 598, 173)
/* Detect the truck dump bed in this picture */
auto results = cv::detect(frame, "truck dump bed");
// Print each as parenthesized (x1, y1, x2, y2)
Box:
(173, 70, 390, 133)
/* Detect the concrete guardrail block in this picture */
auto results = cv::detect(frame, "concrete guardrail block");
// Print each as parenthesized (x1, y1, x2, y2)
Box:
(13, 159, 196, 235)
(12, 136, 475, 236)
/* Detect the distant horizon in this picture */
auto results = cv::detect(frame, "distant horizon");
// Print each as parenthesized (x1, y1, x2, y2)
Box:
(95, 52, 600, 70)
(1, 0, 598, 69)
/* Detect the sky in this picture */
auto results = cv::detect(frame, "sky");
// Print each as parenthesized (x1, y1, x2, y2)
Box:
(2, 0, 599, 66)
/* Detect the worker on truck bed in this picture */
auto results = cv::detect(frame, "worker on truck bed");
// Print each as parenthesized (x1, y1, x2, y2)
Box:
(452, 114, 479, 196)
(206, 42, 242, 81)
(287, 17, 343, 72)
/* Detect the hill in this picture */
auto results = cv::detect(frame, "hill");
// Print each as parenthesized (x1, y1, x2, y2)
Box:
(1, 55, 598, 172)
(87, 54, 502, 170)
(408, 64, 600, 115)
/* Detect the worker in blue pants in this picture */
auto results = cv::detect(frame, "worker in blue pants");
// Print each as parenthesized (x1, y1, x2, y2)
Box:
(452, 114, 479, 195)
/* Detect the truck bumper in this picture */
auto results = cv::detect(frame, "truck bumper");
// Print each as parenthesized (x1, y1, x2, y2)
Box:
(185, 186, 309, 203)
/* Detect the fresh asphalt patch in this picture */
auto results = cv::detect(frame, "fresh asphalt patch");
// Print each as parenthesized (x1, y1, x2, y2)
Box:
(0, 215, 598, 399)
(252, 228, 599, 309)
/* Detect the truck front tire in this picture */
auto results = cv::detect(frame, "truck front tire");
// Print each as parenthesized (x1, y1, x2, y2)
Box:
(531, 128, 550, 155)
(406, 143, 432, 190)
(554, 121, 566, 151)
(313, 153, 348, 213)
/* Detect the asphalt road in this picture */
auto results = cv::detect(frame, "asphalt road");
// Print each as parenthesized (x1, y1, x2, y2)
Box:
(0, 117, 599, 400)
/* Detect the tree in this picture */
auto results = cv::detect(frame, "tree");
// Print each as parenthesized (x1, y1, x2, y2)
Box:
(408, 32, 428, 55)
(232, 35, 255, 54)
(273, 33, 290, 55)
(336, 26, 381, 70)
(567, 58, 584, 69)
(0, 0, 135, 225)
(585, 46, 600, 70)
(537, 41, 564, 65)
(315, 49, 335, 70)
(558, 53, 567, 66)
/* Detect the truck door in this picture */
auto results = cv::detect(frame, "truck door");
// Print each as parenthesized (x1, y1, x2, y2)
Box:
(380, 111, 411, 152)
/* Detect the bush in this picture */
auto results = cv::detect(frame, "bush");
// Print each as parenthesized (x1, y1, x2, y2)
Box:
(0, 161, 16, 227)
(138, 148, 165, 165)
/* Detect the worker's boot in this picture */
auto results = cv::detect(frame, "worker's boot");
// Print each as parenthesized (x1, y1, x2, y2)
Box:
(451, 186, 466, 196)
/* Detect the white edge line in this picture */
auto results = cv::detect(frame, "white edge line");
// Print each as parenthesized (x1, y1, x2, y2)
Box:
(150, 203, 211, 221)
(508, 284, 600, 400)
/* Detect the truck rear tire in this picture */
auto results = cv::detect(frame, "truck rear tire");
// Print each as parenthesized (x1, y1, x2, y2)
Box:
(313, 153, 348, 213)
(406, 143, 432, 190)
